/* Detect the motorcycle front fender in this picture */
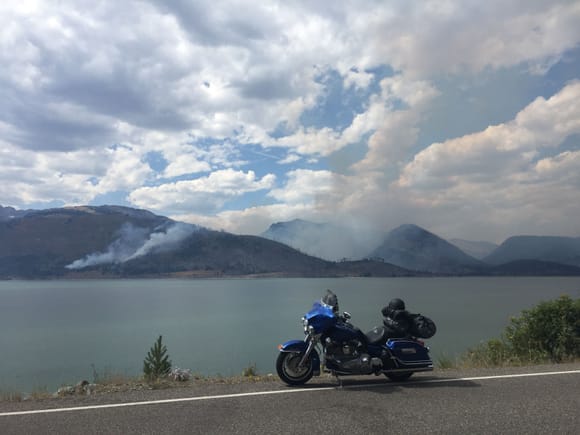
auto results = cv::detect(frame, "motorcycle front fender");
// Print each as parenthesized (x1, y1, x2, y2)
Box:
(278, 340, 321, 375)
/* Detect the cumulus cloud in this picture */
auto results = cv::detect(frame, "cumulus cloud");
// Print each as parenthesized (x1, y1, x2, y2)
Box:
(534, 150, 580, 184)
(268, 169, 347, 205)
(129, 169, 275, 214)
(0, 141, 152, 206)
(398, 81, 580, 189)
(2, 0, 580, 242)
(364, 0, 580, 77)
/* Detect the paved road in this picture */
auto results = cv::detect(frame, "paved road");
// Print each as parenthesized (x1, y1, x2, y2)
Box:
(1, 365, 579, 434)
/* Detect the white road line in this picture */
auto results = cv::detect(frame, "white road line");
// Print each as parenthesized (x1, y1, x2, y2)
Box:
(0, 387, 337, 417)
(1, 369, 579, 417)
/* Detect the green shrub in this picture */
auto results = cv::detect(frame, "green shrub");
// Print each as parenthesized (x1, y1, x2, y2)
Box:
(505, 295, 580, 363)
(462, 295, 579, 367)
(143, 335, 172, 380)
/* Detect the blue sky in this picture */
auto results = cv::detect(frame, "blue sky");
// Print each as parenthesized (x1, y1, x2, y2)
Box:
(1, 1, 580, 243)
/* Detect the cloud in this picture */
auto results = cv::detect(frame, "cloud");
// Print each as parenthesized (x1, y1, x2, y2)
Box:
(3, 1, 578, 154)
(0, 141, 152, 206)
(268, 169, 347, 205)
(534, 150, 580, 185)
(398, 81, 580, 189)
(2, 1, 580, 242)
(201, 81, 580, 241)
(278, 153, 301, 165)
(364, 1, 580, 77)
(129, 169, 276, 214)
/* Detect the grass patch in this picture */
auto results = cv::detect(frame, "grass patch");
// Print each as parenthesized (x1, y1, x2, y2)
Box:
(0, 386, 52, 402)
(92, 364, 137, 386)
(28, 385, 52, 400)
(460, 339, 520, 368)
(241, 363, 258, 377)
(435, 353, 456, 369)
(0, 390, 23, 402)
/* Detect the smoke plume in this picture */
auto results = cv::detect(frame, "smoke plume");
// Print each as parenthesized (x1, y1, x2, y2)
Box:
(65, 222, 197, 269)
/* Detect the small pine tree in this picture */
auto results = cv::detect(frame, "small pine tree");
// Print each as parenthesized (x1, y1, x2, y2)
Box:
(143, 335, 172, 380)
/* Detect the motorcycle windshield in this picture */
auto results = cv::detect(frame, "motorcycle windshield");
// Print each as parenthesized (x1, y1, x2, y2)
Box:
(304, 301, 336, 333)
(305, 301, 335, 320)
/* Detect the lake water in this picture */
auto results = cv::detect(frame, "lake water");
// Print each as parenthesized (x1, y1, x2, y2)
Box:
(1, 277, 579, 393)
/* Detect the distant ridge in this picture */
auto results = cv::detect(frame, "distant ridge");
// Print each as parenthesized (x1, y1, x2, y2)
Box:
(370, 224, 484, 274)
(484, 235, 580, 267)
(449, 238, 498, 260)
(489, 259, 580, 276)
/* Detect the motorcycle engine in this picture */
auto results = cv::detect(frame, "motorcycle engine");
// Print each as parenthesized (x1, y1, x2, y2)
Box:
(325, 338, 381, 374)
(325, 338, 361, 360)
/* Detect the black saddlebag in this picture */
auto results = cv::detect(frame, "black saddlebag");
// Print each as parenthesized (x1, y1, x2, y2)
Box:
(387, 339, 432, 367)
(409, 314, 437, 339)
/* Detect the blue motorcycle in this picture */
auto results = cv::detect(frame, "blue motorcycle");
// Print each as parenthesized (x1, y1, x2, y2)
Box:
(276, 299, 434, 385)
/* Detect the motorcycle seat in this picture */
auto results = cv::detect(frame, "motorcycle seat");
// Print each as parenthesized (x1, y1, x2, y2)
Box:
(365, 326, 388, 345)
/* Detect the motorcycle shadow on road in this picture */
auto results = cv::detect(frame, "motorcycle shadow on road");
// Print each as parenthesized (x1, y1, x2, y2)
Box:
(299, 374, 480, 394)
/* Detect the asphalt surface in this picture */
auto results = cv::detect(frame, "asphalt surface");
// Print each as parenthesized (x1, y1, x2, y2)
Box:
(1, 363, 579, 434)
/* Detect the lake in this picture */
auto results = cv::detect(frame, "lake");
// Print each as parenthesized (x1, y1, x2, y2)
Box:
(1, 277, 579, 394)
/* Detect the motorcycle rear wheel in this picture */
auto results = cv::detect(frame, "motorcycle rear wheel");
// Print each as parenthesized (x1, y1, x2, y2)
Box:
(276, 352, 314, 386)
(385, 372, 413, 382)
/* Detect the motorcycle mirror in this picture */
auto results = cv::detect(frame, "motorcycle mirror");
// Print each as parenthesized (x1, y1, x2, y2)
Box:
(343, 311, 351, 320)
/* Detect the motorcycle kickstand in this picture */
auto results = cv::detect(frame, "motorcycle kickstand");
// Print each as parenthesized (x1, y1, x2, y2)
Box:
(332, 371, 343, 388)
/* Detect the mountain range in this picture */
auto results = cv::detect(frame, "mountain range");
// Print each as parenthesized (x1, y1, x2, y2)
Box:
(261, 219, 580, 276)
(0, 205, 412, 279)
(2, 204, 580, 278)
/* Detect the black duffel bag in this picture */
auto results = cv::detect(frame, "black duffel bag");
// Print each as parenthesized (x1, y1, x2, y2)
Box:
(409, 313, 437, 339)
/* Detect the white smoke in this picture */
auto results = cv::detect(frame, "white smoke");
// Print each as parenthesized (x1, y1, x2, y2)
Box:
(124, 223, 196, 261)
(65, 222, 197, 269)
(262, 219, 384, 261)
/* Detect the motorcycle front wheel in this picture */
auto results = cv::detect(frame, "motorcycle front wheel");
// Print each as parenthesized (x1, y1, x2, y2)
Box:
(276, 352, 314, 386)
